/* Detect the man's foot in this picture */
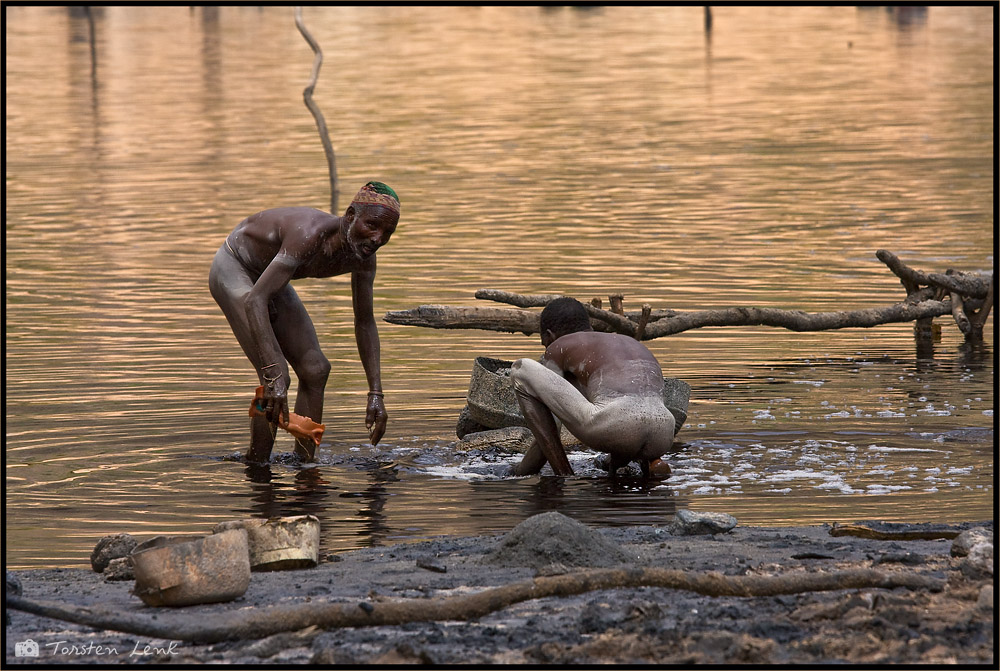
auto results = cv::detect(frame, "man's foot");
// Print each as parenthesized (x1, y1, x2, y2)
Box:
(645, 458, 671, 479)
(245, 446, 274, 465)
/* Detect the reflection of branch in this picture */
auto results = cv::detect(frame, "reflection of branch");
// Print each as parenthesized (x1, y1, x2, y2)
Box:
(83, 7, 97, 83)
(7, 567, 941, 643)
(294, 7, 338, 214)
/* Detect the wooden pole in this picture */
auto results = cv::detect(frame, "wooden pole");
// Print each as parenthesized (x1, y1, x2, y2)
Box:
(294, 7, 339, 214)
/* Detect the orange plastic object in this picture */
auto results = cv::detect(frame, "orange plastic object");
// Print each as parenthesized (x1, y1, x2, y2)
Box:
(249, 386, 326, 446)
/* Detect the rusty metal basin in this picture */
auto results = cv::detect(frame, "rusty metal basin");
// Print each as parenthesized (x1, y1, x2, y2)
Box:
(130, 528, 250, 607)
(465, 356, 690, 434)
(213, 515, 320, 571)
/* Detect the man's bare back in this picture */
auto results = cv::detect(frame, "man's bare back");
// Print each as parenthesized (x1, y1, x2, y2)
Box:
(508, 297, 674, 478)
(540, 331, 665, 401)
(227, 206, 395, 280)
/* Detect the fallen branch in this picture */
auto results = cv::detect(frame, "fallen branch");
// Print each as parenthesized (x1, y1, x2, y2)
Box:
(386, 251, 992, 341)
(876, 249, 990, 299)
(385, 304, 540, 334)
(294, 6, 338, 213)
(967, 276, 994, 332)
(474, 289, 563, 308)
(473, 289, 643, 336)
(6, 567, 942, 644)
(829, 522, 963, 541)
(584, 303, 637, 337)
(640, 299, 957, 339)
(386, 298, 959, 340)
(475, 289, 676, 322)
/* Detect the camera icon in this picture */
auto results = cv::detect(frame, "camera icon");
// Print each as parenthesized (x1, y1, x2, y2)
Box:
(15, 639, 40, 657)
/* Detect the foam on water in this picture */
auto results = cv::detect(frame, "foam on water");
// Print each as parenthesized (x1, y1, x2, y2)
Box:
(406, 428, 990, 503)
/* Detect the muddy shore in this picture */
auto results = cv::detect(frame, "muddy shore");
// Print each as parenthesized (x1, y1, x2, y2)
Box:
(5, 514, 993, 665)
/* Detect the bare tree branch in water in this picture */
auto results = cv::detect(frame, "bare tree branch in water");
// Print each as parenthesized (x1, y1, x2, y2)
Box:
(294, 7, 338, 214)
(385, 251, 993, 341)
(6, 567, 941, 643)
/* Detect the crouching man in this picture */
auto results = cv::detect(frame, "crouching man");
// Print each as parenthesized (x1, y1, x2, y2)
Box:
(508, 297, 674, 478)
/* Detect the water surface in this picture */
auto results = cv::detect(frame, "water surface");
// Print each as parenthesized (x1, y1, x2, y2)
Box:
(5, 6, 994, 569)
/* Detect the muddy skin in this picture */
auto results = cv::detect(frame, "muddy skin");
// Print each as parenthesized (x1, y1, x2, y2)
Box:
(509, 298, 675, 479)
(208, 188, 399, 463)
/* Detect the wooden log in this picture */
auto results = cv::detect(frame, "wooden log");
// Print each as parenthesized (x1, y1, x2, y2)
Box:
(928, 270, 991, 299)
(640, 300, 955, 339)
(636, 304, 652, 341)
(6, 567, 943, 644)
(384, 300, 958, 340)
(967, 275, 994, 333)
(950, 292, 971, 335)
(472, 289, 640, 336)
(386, 253, 990, 340)
(384, 305, 539, 335)
(877, 249, 930, 294)
(829, 522, 963, 541)
(294, 7, 338, 214)
(475, 289, 675, 323)
(608, 294, 624, 315)
(584, 304, 636, 337)
(877, 250, 991, 299)
(474, 289, 563, 308)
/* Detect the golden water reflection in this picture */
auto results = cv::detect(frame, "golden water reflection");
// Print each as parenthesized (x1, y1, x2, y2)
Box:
(5, 6, 993, 568)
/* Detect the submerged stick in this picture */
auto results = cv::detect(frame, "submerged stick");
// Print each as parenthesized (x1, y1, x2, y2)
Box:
(6, 567, 943, 644)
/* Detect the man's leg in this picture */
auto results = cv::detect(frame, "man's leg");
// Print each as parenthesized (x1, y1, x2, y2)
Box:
(247, 418, 278, 463)
(510, 440, 547, 476)
(595, 452, 633, 475)
(209, 247, 277, 462)
(269, 284, 330, 462)
(509, 359, 588, 476)
(513, 389, 573, 476)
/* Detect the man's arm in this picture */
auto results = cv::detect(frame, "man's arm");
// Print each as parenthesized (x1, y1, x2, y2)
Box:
(352, 260, 387, 446)
(244, 252, 300, 425)
(540, 344, 588, 396)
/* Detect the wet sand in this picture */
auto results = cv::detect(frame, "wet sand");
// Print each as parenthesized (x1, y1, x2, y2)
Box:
(5, 515, 993, 665)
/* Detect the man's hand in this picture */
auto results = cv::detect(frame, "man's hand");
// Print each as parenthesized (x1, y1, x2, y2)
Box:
(262, 378, 290, 427)
(366, 394, 387, 446)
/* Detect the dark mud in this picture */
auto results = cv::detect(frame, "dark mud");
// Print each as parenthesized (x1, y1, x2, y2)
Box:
(5, 516, 993, 665)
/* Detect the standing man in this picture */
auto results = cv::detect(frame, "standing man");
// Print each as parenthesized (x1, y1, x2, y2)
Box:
(209, 182, 400, 463)
(508, 297, 675, 478)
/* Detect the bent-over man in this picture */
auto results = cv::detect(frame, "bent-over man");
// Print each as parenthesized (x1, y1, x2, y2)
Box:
(509, 297, 674, 478)
(209, 182, 400, 463)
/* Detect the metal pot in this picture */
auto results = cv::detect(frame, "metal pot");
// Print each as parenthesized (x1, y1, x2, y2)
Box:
(213, 515, 320, 571)
(130, 529, 250, 607)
